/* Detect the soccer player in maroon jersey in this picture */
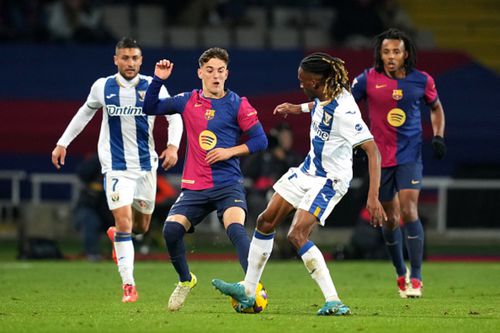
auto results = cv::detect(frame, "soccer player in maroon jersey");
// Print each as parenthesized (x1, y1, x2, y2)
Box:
(351, 28, 446, 298)
(143, 48, 267, 311)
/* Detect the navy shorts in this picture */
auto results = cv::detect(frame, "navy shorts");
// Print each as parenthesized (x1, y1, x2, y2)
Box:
(168, 183, 247, 227)
(379, 162, 423, 202)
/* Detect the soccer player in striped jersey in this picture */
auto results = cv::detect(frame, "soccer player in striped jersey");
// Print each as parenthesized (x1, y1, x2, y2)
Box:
(351, 28, 446, 298)
(143, 48, 268, 311)
(51, 37, 183, 303)
(212, 53, 386, 315)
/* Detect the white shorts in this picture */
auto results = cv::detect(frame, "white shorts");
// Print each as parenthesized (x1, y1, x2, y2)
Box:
(104, 170, 157, 214)
(273, 167, 346, 226)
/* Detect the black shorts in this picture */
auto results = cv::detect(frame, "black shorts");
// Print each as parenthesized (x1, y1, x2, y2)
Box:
(379, 162, 423, 201)
(168, 183, 247, 227)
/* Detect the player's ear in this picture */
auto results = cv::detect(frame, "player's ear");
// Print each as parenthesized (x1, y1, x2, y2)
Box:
(113, 55, 118, 66)
(197, 68, 203, 79)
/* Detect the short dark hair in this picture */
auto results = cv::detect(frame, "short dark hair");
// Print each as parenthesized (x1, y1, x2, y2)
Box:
(115, 37, 141, 54)
(300, 52, 350, 100)
(198, 47, 229, 67)
(374, 28, 416, 73)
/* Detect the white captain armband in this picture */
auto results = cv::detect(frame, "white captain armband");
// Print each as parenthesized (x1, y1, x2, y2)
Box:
(300, 103, 310, 113)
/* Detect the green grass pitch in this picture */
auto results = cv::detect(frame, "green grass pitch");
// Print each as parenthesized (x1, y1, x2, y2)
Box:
(1, 260, 499, 332)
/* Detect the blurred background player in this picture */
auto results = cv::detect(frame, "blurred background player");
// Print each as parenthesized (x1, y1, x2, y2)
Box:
(51, 37, 183, 303)
(212, 53, 386, 316)
(73, 154, 113, 261)
(351, 28, 446, 298)
(143, 47, 267, 311)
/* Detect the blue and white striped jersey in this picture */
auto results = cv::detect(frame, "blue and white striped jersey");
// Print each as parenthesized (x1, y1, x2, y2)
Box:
(57, 73, 183, 173)
(299, 89, 373, 193)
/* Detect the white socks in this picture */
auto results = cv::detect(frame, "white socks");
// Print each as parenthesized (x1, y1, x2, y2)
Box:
(243, 230, 274, 296)
(114, 233, 135, 286)
(300, 242, 339, 302)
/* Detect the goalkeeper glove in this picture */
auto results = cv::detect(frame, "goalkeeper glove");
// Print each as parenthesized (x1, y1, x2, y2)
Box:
(431, 135, 446, 159)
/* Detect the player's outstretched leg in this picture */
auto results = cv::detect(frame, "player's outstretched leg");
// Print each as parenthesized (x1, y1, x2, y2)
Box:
(317, 301, 351, 316)
(211, 279, 255, 310)
(168, 272, 197, 311)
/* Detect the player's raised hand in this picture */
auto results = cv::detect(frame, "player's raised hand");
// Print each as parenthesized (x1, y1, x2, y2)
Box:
(273, 103, 302, 118)
(154, 59, 174, 80)
(160, 144, 178, 170)
(51, 145, 66, 170)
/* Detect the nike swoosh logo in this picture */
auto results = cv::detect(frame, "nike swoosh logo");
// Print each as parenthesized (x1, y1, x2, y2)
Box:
(407, 235, 420, 239)
(106, 93, 117, 99)
(411, 180, 420, 185)
(375, 84, 386, 89)
(234, 199, 244, 203)
(194, 103, 203, 107)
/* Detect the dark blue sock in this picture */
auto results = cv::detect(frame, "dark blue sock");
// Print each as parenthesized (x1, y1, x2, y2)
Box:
(163, 221, 191, 282)
(382, 227, 407, 277)
(404, 219, 424, 280)
(226, 223, 250, 273)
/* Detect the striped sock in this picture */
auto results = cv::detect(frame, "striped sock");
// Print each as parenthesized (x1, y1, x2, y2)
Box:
(244, 229, 274, 296)
(299, 241, 339, 302)
(114, 232, 135, 285)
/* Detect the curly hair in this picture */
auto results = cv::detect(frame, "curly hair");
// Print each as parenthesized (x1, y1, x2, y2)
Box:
(373, 28, 416, 73)
(300, 52, 350, 100)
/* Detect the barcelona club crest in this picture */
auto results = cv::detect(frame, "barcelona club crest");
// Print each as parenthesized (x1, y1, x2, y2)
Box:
(392, 89, 403, 101)
(205, 109, 216, 120)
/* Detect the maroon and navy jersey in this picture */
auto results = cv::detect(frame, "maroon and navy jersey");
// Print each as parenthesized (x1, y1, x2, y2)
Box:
(145, 84, 261, 190)
(352, 68, 438, 167)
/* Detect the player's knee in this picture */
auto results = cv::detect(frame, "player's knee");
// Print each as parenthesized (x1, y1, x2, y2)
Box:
(256, 213, 275, 234)
(383, 214, 401, 230)
(162, 221, 185, 243)
(134, 219, 151, 234)
(400, 207, 418, 222)
(286, 229, 306, 250)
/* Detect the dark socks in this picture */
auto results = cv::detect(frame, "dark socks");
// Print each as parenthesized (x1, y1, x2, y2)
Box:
(404, 219, 424, 280)
(226, 223, 250, 273)
(382, 227, 407, 277)
(163, 221, 191, 282)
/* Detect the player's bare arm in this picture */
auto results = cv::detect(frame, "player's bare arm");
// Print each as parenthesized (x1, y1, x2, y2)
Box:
(51, 145, 67, 170)
(160, 144, 179, 170)
(430, 99, 445, 137)
(155, 59, 174, 80)
(360, 140, 387, 226)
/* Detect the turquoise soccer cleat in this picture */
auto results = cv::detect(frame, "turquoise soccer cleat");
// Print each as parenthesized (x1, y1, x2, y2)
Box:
(211, 279, 256, 311)
(317, 300, 352, 316)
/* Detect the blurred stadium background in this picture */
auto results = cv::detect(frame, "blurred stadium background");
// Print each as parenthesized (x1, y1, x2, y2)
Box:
(0, 0, 499, 260)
